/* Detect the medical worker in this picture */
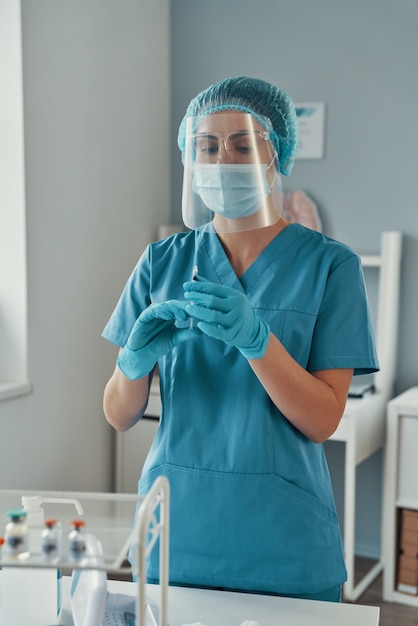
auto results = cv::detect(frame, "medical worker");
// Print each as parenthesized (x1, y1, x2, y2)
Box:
(102, 77, 379, 602)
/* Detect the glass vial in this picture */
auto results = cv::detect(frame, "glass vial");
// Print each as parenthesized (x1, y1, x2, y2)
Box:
(4, 509, 29, 558)
(68, 519, 87, 560)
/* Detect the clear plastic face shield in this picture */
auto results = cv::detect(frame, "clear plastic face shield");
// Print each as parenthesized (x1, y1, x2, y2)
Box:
(182, 112, 283, 233)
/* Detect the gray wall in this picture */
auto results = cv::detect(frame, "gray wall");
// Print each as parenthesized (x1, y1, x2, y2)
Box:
(170, 0, 417, 393)
(169, 0, 418, 558)
(0, 1, 170, 491)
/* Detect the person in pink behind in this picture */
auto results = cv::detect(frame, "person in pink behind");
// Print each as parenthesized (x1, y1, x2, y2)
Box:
(283, 190, 322, 232)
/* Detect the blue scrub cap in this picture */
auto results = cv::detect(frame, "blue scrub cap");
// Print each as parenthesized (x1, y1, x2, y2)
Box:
(177, 76, 299, 176)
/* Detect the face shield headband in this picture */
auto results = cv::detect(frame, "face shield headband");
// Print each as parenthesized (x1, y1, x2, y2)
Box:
(181, 112, 283, 233)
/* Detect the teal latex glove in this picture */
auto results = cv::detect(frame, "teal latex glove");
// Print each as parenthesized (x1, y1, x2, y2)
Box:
(183, 277, 270, 359)
(117, 300, 199, 380)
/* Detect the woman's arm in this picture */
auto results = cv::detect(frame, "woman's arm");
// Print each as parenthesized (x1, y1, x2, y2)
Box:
(104, 300, 199, 431)
(250, 333, 353, 443)
(103, 355, 153, 432)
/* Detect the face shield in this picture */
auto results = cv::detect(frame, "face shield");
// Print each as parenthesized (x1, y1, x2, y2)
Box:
(181, 112, 283, 233)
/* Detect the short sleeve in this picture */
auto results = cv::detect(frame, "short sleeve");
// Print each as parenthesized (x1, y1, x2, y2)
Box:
(101, 246, 152, 347)
(307, 253, 379, 375)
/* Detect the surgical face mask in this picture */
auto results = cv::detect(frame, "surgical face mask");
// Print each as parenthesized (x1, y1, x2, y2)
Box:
(192, 162, 272, 219)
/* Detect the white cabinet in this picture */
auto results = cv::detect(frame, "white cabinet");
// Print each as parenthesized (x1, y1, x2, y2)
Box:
(383, 387, 418, 606)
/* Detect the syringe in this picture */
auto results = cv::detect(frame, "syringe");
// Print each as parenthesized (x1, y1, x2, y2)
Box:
(189, 265, 198, 328)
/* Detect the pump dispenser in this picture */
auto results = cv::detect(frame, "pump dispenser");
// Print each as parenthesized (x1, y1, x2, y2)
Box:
(21, 496, 44, 534)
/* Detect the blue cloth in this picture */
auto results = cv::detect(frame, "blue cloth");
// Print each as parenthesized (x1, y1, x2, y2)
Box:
(102, 224, 379, 596)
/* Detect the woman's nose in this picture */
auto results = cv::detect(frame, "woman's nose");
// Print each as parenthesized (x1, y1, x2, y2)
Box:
(216, 138, 234, 163)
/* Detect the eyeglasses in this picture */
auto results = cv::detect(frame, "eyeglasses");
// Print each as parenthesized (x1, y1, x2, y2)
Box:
(190, 130, 272, 163)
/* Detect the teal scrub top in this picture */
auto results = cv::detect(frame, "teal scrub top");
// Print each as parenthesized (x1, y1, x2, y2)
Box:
(102, 224, 379, 595)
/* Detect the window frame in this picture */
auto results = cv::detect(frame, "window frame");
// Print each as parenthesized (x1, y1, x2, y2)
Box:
(0, 0, 30, 400)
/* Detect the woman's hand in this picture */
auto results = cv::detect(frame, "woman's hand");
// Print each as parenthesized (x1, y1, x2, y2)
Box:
(118, 300, 199, 380)
(184, 277, 270, 359)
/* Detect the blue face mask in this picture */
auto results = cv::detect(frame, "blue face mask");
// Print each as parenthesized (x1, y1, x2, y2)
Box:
(192, 163, 272, 219)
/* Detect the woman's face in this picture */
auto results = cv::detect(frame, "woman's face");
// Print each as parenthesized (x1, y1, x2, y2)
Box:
(181, 110, 283, 233)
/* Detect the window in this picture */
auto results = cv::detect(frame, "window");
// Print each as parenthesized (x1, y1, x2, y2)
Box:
(0, 0, 30, 400)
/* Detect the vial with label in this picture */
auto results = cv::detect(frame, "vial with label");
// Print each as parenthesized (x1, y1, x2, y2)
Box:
(41, 518, 61, 559)
(68, 519, 87, 560)
(2, 509, 59, 626)
(4, 509, 29, 558)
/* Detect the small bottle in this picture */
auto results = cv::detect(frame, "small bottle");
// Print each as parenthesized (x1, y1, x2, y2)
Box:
(20, 494, 84, 620)
(3, 509, 29, 558)
(2, 495, 83, 625)
(68, 519, 87, 560)
(41, 518, 61, 559)
(2, 509, 58, 626)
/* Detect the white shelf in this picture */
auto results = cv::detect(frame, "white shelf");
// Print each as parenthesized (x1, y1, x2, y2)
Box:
(395, 500, 418, 510)
(0, 480, 170, 626)
(328, 231, 403, 601)
(383, 387, 418, 606)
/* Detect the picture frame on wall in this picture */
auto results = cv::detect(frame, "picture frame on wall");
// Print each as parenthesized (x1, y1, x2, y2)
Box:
(295, 102, 326, 159)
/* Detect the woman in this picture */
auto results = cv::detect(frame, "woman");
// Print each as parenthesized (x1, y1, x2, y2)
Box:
(102, 76, 378, 601)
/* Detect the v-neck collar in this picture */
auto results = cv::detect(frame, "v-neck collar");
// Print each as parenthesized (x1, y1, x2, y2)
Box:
(198, 224, 302, 294)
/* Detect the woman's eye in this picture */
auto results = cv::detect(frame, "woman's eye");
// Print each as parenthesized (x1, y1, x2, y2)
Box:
(202, 145, 218, 154)
(234, 145, 251, 154)
(230, 134, 253, 155)
(196, 139, 218, 155)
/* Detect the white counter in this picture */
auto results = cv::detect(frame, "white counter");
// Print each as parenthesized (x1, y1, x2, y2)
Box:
(52, 577, 379, 626)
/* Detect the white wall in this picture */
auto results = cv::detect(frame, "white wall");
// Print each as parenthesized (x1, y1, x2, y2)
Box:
(0, 0, 170, 491)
